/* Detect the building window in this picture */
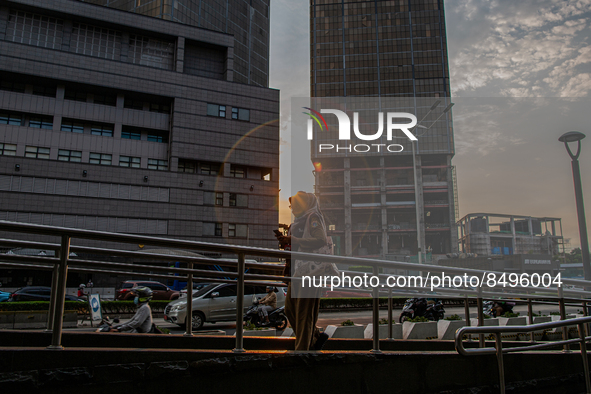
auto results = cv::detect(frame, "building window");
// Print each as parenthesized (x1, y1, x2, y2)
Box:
(148, 159, 168, 171)
(231, 107, 250, 121)
(147, 131, 168, 143)
(230, 165, 246, 178)
(93, 93, 117, 106)
(25, 146, 50, 159)
(199, 162, 221, 176)
(58, 149, 82, 162)
(215, 192, 223, 206)
(64, 89, 87, 102)
(6, 10, 64, 50)
(229, 224, 248, 237)
(203, 222, 222, 237)
(229, 193, 248, 207)
(0, 143, 17, 156)
(121, 130, 141, 140)
(149, 102, 170, 114)
(261, 168, 272, 181)
(119, 156, 141, 168)
(90, 124, 114, 137)
(128, 35, 174, 70)
(61, 120, 85, 133)
(124, 98, 144, 110)
(0, 80, 25, 93)
(70, 23, 121, 60)
(29, 116, 53, 129)
(0, 112, 23, 126)
(178, 159, 196, 173)
(89, 153, 112, 165)
(207, 104, 226, 117)
(32, 84, 57, 98)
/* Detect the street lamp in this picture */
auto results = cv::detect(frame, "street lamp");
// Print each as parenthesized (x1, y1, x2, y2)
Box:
(558, 131, 590, 280)
(411, 101, 454, 265)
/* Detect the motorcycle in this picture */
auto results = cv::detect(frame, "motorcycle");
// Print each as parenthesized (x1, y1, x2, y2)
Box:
(483, 300, 515, 318)
(96, 317, 120, 332)
(399, 298, 445, 322)
(244, 294, 288, 330)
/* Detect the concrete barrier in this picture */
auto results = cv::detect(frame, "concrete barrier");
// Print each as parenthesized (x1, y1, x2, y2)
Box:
(281, 328, 294, 337)
(325, 324, 365, 339)
(402, 321, 437, 339)
(1, 311, 77, 329)
(364, 323, 402, 339)
(243, 328, 276, 337)
(437, 320, 466, 340)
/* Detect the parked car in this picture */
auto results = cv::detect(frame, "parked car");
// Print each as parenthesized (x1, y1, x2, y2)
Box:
(164, 283, 285, 330)
(0, 290, 11, 302)
(8, 287, 83, 302)
(116, 280, 179, 301)
(179, 283, 210, 298)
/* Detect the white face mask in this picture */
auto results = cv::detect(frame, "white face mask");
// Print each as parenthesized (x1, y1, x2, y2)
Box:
(134, 296, 139, 305)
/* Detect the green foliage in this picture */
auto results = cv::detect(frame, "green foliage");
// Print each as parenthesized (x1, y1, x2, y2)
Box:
(379, 318, 389, 325)
(564, 248, 583, 265)
(483, 314, 491, 319)
(501, 312, 520, 318)
(244, 321, 266, 330)
(408, 316, 429, 323)
(341, 319, 355, 326)
(0, 300, 172, 314)
(550, 311, 561, 316)
(444, 314, 462, 321)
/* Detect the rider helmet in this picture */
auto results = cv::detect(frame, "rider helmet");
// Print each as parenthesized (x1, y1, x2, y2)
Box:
(131, 286, 153, 303)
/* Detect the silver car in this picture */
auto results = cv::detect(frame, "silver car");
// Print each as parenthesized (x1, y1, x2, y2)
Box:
(164, 283, 285, 330)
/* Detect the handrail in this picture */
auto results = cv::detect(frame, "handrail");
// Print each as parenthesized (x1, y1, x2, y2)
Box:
(455, 316, 591, 394)
(1, 219, 591, 355)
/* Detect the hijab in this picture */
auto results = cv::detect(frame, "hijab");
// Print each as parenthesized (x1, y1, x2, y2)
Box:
(289, 191, 326, 238)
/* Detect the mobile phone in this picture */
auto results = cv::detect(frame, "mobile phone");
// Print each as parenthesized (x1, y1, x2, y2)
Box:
(273, 229, 282, 236)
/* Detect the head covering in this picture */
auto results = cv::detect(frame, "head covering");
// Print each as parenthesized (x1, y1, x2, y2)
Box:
(289, 191, 326, 237)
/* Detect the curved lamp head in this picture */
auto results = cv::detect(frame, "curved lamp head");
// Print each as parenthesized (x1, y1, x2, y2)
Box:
(559, 131, 586, 160)
(559, 131, 586, 143)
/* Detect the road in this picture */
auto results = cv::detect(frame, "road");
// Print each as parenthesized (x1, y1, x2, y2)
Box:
(120, 303, 582, 335)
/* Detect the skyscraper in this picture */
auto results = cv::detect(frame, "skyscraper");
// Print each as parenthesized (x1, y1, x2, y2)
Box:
(80, 0, 270, 87)
(309, 0, 458, 262)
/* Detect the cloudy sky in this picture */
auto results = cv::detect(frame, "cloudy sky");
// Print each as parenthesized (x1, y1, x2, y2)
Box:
(269, 0, 591, 250)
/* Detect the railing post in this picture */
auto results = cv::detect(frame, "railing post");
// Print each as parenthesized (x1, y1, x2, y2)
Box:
(233, 253, 246, 353)
(387, 288, 393, 340)
(528, 298, 535, 343)
(583, 301, 589, 338)
(578, 323, 591, 394)
(47, 235, 70, 350)
(495, 333, 506, 394)
(371, 265, 381, 353)
(477, 292, 485, 348)
(184, 263, 193, 337)
(45, 258, 60, 332)
(559, 286, 570, 352)
(464, 295, 471, 326)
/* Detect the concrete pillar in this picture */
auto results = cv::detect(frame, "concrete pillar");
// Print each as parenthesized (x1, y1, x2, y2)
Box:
(415, 155, 426, 260)
(511, 216, 516, 255)
(344, 158, 352, 256)
(380, 157, 387, 259)
(176, 37, 185, 73)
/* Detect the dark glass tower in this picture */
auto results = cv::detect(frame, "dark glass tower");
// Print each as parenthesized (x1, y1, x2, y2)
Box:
(310, 0, 458, 262)
(81, 0, 270, 87)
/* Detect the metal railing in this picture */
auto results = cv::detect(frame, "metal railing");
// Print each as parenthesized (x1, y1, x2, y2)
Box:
(455, 316, 591, 394)
(0, 220, 590, 355)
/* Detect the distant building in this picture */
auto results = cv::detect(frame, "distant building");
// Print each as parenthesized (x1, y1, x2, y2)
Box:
(309, 0, 458, 261)
(457, 213, 564, 257)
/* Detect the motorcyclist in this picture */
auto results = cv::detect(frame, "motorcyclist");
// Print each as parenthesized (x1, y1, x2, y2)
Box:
(77, 284, 88, 301)
(111, 287, 153, 333)
(256, 286, 277, 325)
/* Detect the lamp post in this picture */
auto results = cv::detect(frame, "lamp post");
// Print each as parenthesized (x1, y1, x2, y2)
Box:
(558, 131, 590, 280)
(411, 101, 454, 265)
